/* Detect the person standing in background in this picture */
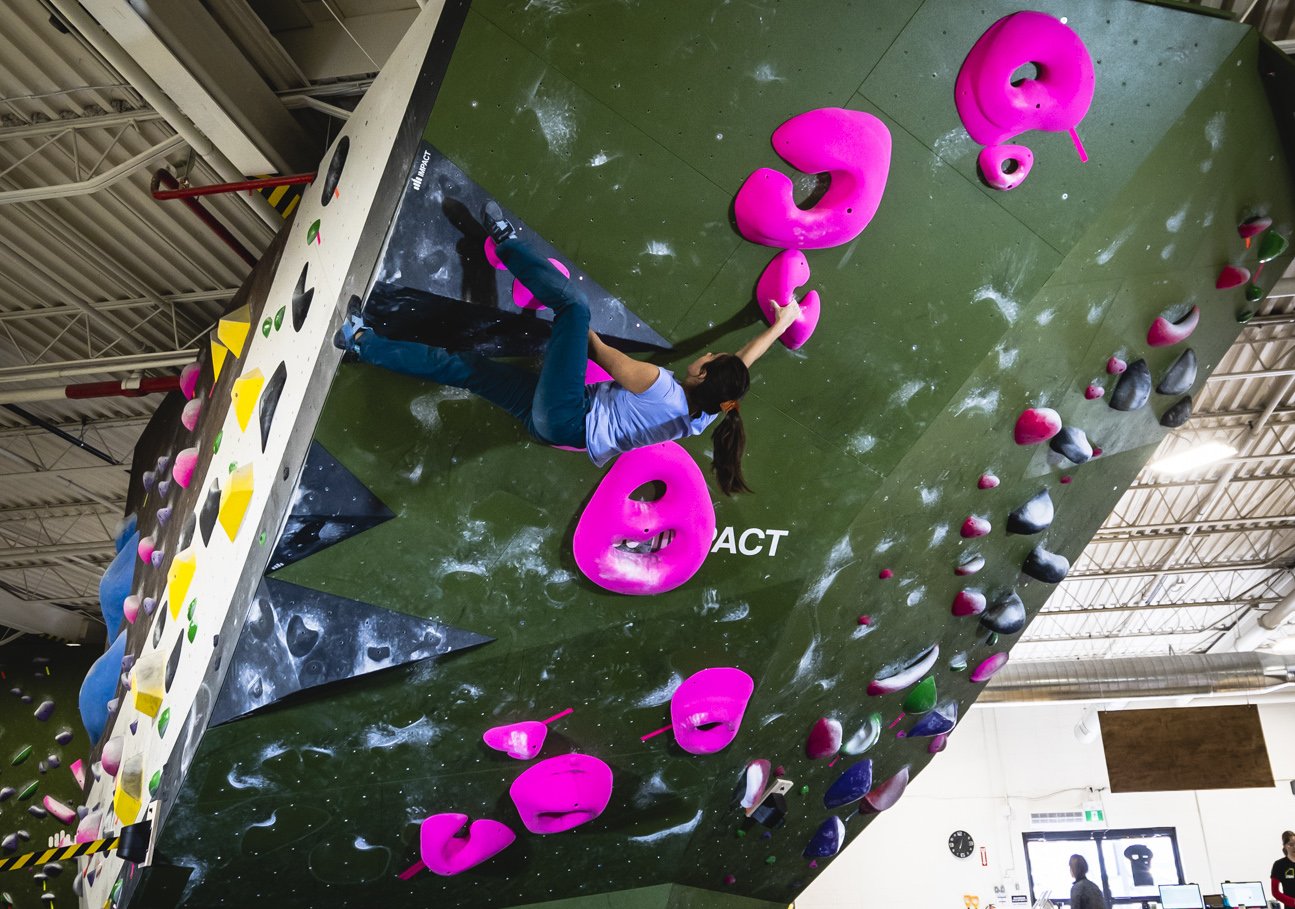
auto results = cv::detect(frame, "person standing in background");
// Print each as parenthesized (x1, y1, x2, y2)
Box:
(1069, 854, 1108, 909)
(1272, 830, 1295, 908)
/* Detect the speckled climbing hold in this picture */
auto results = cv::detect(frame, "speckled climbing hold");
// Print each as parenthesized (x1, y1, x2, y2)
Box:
(981, 591, 1026, 635)
(955, 554, 985, 576)
(951, 589, 986, 617)
(1258, 231, 1289, 263)
(1147, 306, 1199, 347)
(842, 713, 883, 755)
(867, 645, 939, 696)
(806, 717, 843, 760)
(1007, 488, 1053, 535)
(11, 746, 31, 766)
(755, 249, 821, 350)
(977, 473, 999, 489)
(33, 700, 54, 721)
(1160, 395, 1193, 429)
(971, 652, 1010, 683)
(1217, 265, 1250, 289)
(1245, 283, 1266, 304)
(860, 766, 910, 813)
(1084, 384, 1104, 400)
(17, 781, 37, 801)
(901, 677, 937, 714)
(179, 361, 201, 399)
(1239, 215, 1272, 244)
(823, 759, 872, 809)
(509, 754, 613, 834)
(961, 515, 991, 538)
(908, 700, 957, 737)
(1013, 407, 1062, 445)
(670, 667, 754, 755)
(1107, 356, 1127, 375)
(1023, 544, 1069, 583)
(1157, 348, 1197, 397)
(878, 568, 893, 579)
(803, 816, 846, 859)
(1049, 427, 1092, 464)
(1111, 360, 1152, 410)
(180, 398, 203, 432)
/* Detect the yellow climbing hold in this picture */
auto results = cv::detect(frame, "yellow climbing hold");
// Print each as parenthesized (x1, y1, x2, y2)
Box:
(167, 549, 197, 620)
(113, 752, 144, 824)
(131, 649, 165, 719)
(217, 304, 252, 358)
(210, 339, 229, 383)
(231, 368, 265, 432)
(219, 464, 254, 540)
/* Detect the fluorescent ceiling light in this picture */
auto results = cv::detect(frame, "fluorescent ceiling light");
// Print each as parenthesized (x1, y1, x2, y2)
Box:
(1147, 441, 1237, 476)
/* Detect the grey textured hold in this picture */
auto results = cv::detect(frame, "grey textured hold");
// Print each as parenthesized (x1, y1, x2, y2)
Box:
(26, 806, 46, 819)
(980, 591, 1026, 635)
(1023, 545, 1070, 583)
(286, 615, 320, 658)
(1007, 489, 1054, 535)
(33, 700, 54, 722)
(1048, 427, 1092, 464)
(1156, 348, 1197, 396)
(53, 729, 72, 746)
(1160, 396, 1193, 428)
(1110, 358, 1151, 411)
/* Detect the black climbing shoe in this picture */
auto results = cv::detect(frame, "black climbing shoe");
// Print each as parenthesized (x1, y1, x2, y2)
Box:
(332, 296, 366, 360)
(482, 200, 515, 243)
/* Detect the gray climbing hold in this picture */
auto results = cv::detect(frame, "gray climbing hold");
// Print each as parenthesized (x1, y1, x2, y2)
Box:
(27, 806, 46, 819)
(1023, 544, 1070, 583)
(1110, 358, 1152, 411)
(53, 729, 72, 746)
(286, 614, 320, 657)
(1007, 489, 1054, 535)
(1160, 396, 1193, 428)
(33, 700, 54, 721)
(1048, 427, 1092, 465)
(980, 591, 1026, 635)
(1157, 348, 1197, 396)
(42, 861, 62, 877)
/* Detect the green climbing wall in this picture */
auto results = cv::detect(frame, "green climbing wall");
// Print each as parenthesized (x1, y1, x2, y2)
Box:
(153, 2, 1295, 908)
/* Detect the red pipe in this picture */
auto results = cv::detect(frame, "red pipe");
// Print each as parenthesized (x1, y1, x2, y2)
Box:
(150, 172, 315, 200)
(65, 376, 179, 400)
(150, 170, 258, 267)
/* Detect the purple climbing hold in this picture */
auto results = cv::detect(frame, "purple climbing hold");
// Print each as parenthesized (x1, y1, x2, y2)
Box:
(908, 700, 957, 738)
(33, 700, 54, 722)
(0, 834, 14, 852)
(971, 652, 1010, 683)
(1023, 544, 1070, 583)
(951, 589, 986, 617)
(157, 479, 171, 498)
(867, 645, 940, 696)
(806, 718, 843, 760)
(156, 506, 173, 526)
(150, 550, 164, 568)
(961, 515, 991, 538)
(1156, 348, 1197, 397)
(142, 470, 156, 492)
(1013, 408, 1062, 445)
(45, 755, 59, 770)
(27, 806, 47, 819)
(955, 554, 985, 577)
(1007, 489, 1054, 535)
(803, 816, 846, 859)
(53, 730, 72, 746)
(823, 759, 872, 809)
(981, 591, 1026, 635)
(0, 788, 14, 802)
(1049, 427, 1092, 464)
(929, 734, 948, 754)
(143, 597, 157, 616)
(860, 766, 910, 813)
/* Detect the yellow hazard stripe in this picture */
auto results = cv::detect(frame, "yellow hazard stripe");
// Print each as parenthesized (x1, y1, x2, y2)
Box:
(267, 184, 289, 207)
(281, 194, 301, 218)
(0, 834, 121, 871)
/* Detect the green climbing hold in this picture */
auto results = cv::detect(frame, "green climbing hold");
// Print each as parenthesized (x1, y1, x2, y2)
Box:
(261, 318, 272, 338)
(187, 599, 197, 621)
(902, 676, 937, 715)
(157, 707, 171, 737)
(1237, 309, 1256, 324)
(17, 780, 37, 801)
(736, 829, 746, 838)
(228, 461, 237, 473)
(799, 785, 810, 796)
(11, 745, 31, 766)
(273, 306, 286, 331)
(1245, 283, 1265, 303)
(258, 531, 267, 546)
(187, 623, 197, 643)
(765, 856, 777, 865)
(1258, 231, 1289, 263)
(307, 219, 321, 245)
(213, 430, 222, 454)
(148, 770, 161, 797)
(111, 879, 122, 900)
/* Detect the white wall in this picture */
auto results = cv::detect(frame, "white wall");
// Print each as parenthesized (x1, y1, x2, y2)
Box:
(799, 698, 1295, 908)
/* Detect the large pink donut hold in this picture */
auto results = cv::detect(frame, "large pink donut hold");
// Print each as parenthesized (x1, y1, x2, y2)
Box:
(755, 250, 821, 350)
(512, 259, 571, 310)
(734, 107, 892, 250)
(670, 667, 755, 755)
(955, 12, 1095, 147)
(508, 754, 614, 834)
(419, 813, 515, 875)
(572, 441, 716, 595)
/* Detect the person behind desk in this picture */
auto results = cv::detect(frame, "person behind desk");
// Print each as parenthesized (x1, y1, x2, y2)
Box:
(1070, 854, 1108, 909)
(1272, 830, 1295, 908)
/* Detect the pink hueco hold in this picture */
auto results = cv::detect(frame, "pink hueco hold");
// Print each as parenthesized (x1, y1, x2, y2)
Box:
(805, 717, 843, 760)
(977, 144, 1033, 191)
(960, 515, 991, 538)
(43, 795, 76, 825)
(860, 765, 910, 813)
(1084, 384, 1104, 400)
(137, 536, 156, 564)
(181, 398, 203, 432)
(1106, 356, 1127, 375)
(1013, 407, 1062, 445)
(671, 667, 755, 755)
(1147, 306, 1200, 347)
(572, 441, 716, 595)
(977, 473, 999, 490)
(951, 590, 986, 617)
(483, 236, 507, 270)
(418, 813, 515, 876)
(123, 595, 141, 625)
(512, 259, 570, 310)
(179, 361, 201, 400)
(172, 447, 199, 489)
(955, 12, 1094, 155)
(1217, 265, 1251, 289)
(867, 646, 940, 697)
(509, 754, 613, 834)
(755, 249, 821, 350)
(70, 758, 85, 789)
(970, 651, 1010, 683)
(734, 107, 891, 249)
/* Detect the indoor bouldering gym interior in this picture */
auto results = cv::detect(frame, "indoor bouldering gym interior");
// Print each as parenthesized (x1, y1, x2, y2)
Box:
(2, 1, 1295, 908)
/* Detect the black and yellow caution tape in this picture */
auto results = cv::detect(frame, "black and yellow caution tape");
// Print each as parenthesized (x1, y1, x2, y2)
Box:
(253, 176, 305, 220)
(0, 835, 118, 872)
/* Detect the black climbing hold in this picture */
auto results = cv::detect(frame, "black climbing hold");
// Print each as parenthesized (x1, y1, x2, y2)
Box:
(1022, 544, 1070, 583)
(1007, 489, 1054, 535)
(803, 816, 846, 859)
(178, 510, 197, 551)
(259, 362, 288, 453)
(1048, 427, 1092, 465)
(823, 759, 872, 810)
(246, 597, 274, 641)
(152, 599, 167, 648)
(1156, 348, 1197, 397)
(1160, 396, 1193, 428)
(292, 263, 315, 332)
(285, 614, 320, 658)
(165, 634, 183, 693)
(320, 136, 348, 208)
(198, 482, 221, 547)
(1110, 358, 1151, 411)
(367, 645, 391, 662)
(980, 591, 1026, 635)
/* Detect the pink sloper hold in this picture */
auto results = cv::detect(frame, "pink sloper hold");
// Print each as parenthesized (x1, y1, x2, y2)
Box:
(805, 717, 843, 760)
(482, 721, 548, 761)
(1013, 407, 1062, 445)
(755, 249, 821, 350)
(483, 236, 507, 271)
(670, 667, 755, 755)
(867, 646, 939, 697)
(1239, 216, 1272, 241)
(178, 361, 201, 400)
(512, 258, 570, 310)
(928, 734, 948, 755)
(860, 765, 910, 813)
(734, 107, 892, 249)
(970, 652, 1010, 683)
(1147, 306, 1199, 347)
(960, 515, 991, 538)
(419, 813, 515, 876)
(101, 737, 123, 777)
(181, 398, 203, 432)
(123, 595, 141, 625)
(509, 754, 613, 834)
(572, 441, 716, 595)
(951, 590, 986, 617)
(1216, 265, 1251, 289)
(137, 536, 156, 564)
(43, 795, 76, 825)
(75, 809, 101, 844)
(977, 144, 1033, 191)
(172, 447, 199, 489)
(70, 758, 85, 789)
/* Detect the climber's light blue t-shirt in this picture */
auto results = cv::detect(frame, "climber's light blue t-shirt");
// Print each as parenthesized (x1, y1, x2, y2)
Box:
(584, 367, 717, 467)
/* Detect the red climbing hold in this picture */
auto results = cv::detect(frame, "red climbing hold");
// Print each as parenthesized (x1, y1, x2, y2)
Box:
(1013, 408, 1062, 445)
(977, 473, 999, 489)
(1084, 384, 1104, 400)
(878, 568, 893, 579)
(1106, 356, 1127, 375)
(961, 515, 991, 538)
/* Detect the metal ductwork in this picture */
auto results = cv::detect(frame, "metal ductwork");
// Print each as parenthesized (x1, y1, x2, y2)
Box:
(980, 652, 1295, 703)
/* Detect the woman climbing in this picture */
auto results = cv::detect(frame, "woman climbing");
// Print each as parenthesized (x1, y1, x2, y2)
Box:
(334, 201, 800, 494)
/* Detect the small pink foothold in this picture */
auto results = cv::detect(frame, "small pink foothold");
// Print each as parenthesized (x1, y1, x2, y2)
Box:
(961, 515, 991, 538)
(977, 473, 999, 490)
(483, 236, 508, 270)
(70, 759, 85, 789)
(774, 765, 786, 777)
(1147, 305, 1200, 347)
(180, 398, 203, 432)
(977, 144, 1033, 191)
(509, 754, 614, 834)
(418, 813, 516, 876)
(179, 362, 201, 400)
(1013, 407, 1062, 445)
(1084, 384, 1104, 400)
(724, 874, 737, 886)
(1106, 356, 1127, 375)
(1216, 265, 1251, 289)
(857, 615, 873, 626)
(172, 448, 199, 489)
(123, 595, 141, 625)
(809, 860, 819, 869)
(951, 590, 986, 617)
(878, 568, 893, 579)
(1239, 215, 1272, 244)
(482, 721, 548, 761)
(137, 536, 156, 564)
(512, 258, 570, 310)
(1092, 446, 1103, 457)
(928, 734, 948, 755)
(970, 651, 1010, 683)
(1060, 475, 1073, 484)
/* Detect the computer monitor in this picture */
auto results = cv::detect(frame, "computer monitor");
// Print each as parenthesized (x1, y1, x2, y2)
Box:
(1159, 883, 1205, 909)
(1219, 881, 1267, 908)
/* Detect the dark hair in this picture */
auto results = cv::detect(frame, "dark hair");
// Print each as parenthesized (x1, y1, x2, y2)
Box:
(1284, 830, 1295, 846)
(689, 354, 752, 495)
(1070, 854, 1089, 877)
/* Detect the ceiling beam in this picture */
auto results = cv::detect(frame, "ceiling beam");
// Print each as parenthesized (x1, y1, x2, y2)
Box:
(0, 500, 125, 522)
(0, 133, 186, 205)
(0, 463, 129, 483)
(1068, 558, 1292, 579)
(1039, 597, 1280, 617)
(0, 288, 236, 323)
(1092, 519, 1295, 543)
(0, 541, 115, 568)
(0, 416, 148, 441)
(0, 349, 197, 383)
(0, 108, 164, 141)
(0, 587, 96, 643)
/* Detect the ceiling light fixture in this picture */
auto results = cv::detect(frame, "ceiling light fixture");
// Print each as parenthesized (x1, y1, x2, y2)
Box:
(1147, 441, 1237, 476)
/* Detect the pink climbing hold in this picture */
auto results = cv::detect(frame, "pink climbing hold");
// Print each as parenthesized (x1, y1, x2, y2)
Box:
(75, 809, 101, 844)
(483, 721, 548, 761)
(1092, 446, 1103, 457)
(179, 361, 201, 400)
(1060, 475, 1073, 484)
(857, 614, 874, 626)
(976, 144, 1033, 191)
(755, 249, 821, 350)
(928, 734, 948, 755)
(670, 667, 755, 755)
(723, 874, 737, 886)
(172, 447, 199, 489)
(1084, 384, 1104, 400)
(1106, 356, 1127, 375)
(101, 737, 123, 777)
(181, 398, 203, 432)
(950, 590, 986, 617)
(509, 754, 614, 834)
(43, 795, 76, 825)
(805, 717, 843, 760)
(878, 568, 894, 580)
(1013, 407, 1062, 445)
(960, 515, 991, 538)
(70, 759, 85, 789)
(1239, 215, 1272, 246)
(1217, 265, 1251, 289)
(512, 258, 570, 310)
(123, 595, 141, 625)
(1147, 306, 1200, 347)
(137, 536, 156, 564)
(572, 441, 716, 595)
(417, 813, 515, 876)
(734, 107, 892, 249)
(977, 473, 999, 490)
(860, 765, 910, 813)
(483, 236, 507, 270)
(970, 651, 1010, 683)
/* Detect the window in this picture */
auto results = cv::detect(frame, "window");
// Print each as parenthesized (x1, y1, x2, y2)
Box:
(1023, 827, 1185, 905)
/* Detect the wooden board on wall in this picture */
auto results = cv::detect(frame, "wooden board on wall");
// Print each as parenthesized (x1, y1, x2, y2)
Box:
(1101, 705, 1274, 793)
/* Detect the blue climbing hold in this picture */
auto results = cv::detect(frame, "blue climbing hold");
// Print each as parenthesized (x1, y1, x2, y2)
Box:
(803, 816, 846, 859)
(78, 633, 127, 741)
(97, 530, 139, 640)
(823, 758, 873, 809)
(908, 700, 958, 737)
